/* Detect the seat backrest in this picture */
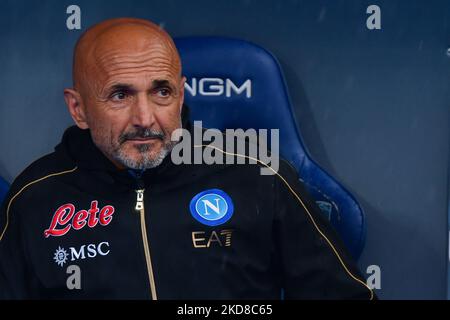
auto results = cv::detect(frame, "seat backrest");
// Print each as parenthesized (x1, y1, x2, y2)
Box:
(174, 36, 366, 259)
(0, 176, 9, 207)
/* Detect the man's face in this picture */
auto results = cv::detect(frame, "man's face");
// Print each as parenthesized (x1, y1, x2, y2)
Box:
(78, 32, 185, 170)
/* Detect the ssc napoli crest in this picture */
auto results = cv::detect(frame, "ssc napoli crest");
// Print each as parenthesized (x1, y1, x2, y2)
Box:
(189, 189, 234, 226)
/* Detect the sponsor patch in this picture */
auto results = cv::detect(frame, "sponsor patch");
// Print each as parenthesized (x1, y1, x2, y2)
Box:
(189, 189, 234, 227)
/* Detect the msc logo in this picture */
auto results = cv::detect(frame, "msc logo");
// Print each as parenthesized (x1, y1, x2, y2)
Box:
(53, 241, 110, 267)
(184, 78, 252, 98)
(189, 189, 234, 227)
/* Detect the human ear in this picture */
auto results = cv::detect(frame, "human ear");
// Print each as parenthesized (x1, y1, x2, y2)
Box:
(64, 88, 89, 129)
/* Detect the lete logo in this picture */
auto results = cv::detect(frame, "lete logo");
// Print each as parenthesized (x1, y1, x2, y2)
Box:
(44, 201, 115, 238)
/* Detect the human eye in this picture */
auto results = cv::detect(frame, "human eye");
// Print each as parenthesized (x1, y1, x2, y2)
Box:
(155, 87, 172, 98)
(110, 90, 128, 101)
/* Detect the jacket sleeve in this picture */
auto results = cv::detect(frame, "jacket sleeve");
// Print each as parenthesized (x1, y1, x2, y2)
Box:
(0, 191, 33, 299)
(273, 160, 374, 300)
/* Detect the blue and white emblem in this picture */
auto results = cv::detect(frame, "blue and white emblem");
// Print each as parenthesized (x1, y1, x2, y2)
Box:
(189, 189, 234, 226)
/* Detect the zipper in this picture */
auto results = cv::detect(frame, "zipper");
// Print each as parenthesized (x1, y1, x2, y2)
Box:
(135, 188, 158, 300)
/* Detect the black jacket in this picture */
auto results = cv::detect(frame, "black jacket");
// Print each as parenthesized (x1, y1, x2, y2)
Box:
(0, 116, 374, 300)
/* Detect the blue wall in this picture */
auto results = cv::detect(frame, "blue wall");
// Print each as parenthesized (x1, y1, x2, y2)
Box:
(0, 0, 449, 299)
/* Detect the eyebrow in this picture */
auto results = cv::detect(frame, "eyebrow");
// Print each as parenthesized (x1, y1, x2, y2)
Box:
(151, 79, 174, 90)
(106, 80, 174, 94)
(107, 83, 136, 95)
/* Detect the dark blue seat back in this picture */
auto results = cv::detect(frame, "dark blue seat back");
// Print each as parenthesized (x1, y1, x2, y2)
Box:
(174, 36, 365, 258)
(0, 176, 9, 207)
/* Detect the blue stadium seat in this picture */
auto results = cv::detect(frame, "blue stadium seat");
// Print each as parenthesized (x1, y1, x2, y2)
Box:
(0, 176, 9, 207)
(175, 36, 366, 259)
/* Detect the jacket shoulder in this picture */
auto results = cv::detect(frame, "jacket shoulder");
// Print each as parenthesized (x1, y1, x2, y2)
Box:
(6, 151, 76, 204)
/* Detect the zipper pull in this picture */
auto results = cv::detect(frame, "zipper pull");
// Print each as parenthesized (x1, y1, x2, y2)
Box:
(135, 189, 145, 211)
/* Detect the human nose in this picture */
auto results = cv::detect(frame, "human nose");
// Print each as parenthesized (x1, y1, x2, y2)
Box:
(131, 93, 155, 128)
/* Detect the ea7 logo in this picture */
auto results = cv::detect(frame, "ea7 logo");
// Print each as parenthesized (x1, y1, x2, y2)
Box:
(53, 241, 110, 267)
(184, 78, 252, 98)
(192, 229, 233, 248)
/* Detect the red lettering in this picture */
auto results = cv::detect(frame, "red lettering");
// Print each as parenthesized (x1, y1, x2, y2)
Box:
(44, 204, 74, 237)
(72, 210, 88, 230)
(44, 201, 115, 238)
(99, 205, 114, 226)
(88, 200, 99, 228)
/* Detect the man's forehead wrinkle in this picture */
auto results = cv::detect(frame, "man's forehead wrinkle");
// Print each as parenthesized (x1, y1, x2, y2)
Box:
(98, 58, 180, 79)
(101, 66, 179, 91)
(95, 46, 177, 67)
(93, 42, 181, 84)
(104, 63, 178, 77)
(99, 56, 178, 85)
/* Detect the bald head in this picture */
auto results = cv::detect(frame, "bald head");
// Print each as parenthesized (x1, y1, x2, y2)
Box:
(64, 17, 186, 170)
(73, 17, 181, 93)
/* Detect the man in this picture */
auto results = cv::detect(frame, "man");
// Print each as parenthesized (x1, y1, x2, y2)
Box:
(0, 18, 373, 299)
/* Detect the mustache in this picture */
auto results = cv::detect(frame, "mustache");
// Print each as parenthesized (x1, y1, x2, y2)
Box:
(119, 128, 165, 144)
